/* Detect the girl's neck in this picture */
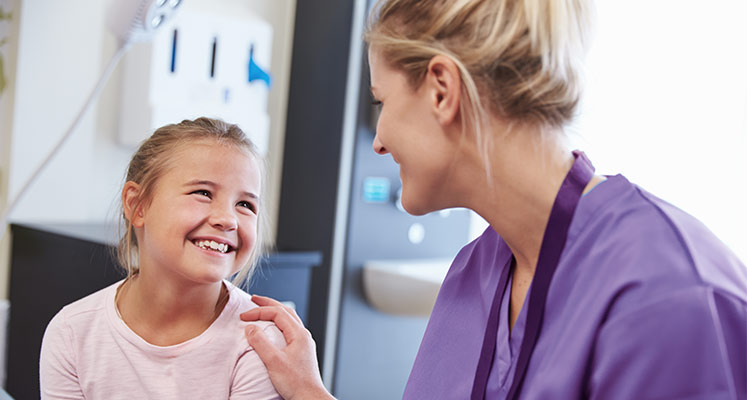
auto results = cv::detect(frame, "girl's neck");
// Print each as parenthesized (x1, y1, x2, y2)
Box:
(115, 272, 229, 346)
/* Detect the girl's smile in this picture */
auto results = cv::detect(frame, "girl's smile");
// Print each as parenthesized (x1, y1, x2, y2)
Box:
(129, 140, 261, 287)
(191, 237, 235, 254)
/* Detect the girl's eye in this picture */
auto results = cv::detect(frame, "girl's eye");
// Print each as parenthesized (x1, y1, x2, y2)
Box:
(371, 100, 382, 107)
(191, 190, 211, 198)
(237, 201, 257, 213)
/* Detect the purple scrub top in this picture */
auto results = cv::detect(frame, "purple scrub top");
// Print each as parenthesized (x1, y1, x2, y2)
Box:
(404, 174, 747, 399)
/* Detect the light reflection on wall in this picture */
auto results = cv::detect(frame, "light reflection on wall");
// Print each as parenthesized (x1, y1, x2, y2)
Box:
(570, 0, 747, 263)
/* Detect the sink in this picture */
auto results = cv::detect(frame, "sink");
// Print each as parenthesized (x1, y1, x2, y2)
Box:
(362, 258, 452, 317)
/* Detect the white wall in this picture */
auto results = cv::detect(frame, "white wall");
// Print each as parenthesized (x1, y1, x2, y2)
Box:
(7, 0, 101, 221)
(0, 0, 19, 382)
(0, 0, 16, 195)
(1, 0, 296, 297)
(570, 0, 747, 262)
(0, 0, 19, 302)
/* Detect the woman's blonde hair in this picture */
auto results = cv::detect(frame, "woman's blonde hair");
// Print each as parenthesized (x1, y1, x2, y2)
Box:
(365, 0, 593, 149)
(116, 117, 269, 287)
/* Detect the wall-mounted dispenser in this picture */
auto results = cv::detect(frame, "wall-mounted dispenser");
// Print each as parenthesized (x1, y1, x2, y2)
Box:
(117, 8, 273, 153)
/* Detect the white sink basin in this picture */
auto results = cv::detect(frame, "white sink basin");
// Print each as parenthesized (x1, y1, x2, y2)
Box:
(362, 258, 452, 317)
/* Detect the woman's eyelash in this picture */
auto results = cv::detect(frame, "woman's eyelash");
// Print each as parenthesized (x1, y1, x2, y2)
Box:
(371, 100, 382, 106)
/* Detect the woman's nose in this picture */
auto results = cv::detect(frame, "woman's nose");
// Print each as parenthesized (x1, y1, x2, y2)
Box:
(373, 134, 388, 155)
(209, 206, 238, 231)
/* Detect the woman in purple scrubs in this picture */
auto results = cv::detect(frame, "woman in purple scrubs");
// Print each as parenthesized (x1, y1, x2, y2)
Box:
(242, 0, 747, 398)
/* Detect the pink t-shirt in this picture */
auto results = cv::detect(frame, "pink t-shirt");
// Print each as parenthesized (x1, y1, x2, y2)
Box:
(40, 280, 284, 399)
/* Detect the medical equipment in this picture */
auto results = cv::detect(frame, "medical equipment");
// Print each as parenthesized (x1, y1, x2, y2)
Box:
(116, 8, 273, 152)
(108, 0, 183, 46)
(0, 0, 182, 241)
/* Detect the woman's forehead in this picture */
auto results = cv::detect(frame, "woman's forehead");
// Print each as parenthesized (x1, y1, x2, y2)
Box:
(368, 49, 402, 90)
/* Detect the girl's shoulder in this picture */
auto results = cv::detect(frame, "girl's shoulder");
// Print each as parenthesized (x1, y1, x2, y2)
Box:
(49, 280, 123, 328)
(222, 281, 286, 350)
(223, 280, 256, 314)
(41, 280, 124, 372)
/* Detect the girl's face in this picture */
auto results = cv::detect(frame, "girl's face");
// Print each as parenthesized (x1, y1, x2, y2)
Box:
(369, 49, 459, 215)
(134, 141, 260, 287)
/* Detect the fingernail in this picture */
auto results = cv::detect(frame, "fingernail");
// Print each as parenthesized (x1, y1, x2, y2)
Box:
(246, 326, 256, 336)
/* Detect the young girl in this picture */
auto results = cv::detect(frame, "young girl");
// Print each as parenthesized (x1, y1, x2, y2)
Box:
(40, 117, 284, 399)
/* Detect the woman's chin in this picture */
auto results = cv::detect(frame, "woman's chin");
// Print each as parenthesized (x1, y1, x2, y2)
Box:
(400, 197, 432, 216)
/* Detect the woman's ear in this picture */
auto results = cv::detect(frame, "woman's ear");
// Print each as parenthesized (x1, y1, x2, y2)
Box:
(122, 181, 144, 228)
(425, 54, 462, 126)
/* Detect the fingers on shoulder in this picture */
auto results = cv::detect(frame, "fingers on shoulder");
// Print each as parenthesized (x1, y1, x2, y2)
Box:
(242, 302, 300, 324)
(245, 323, 282, 362)
(250, 317, 312, 348)
(261, 322, 290, 349)
(264, 306, 306, 336)
(250, 294, 285, 308)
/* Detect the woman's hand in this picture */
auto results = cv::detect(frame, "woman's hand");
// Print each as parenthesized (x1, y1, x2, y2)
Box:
(241, 295, 335, 400)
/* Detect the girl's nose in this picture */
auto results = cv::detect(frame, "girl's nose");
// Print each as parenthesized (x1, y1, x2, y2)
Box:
(209, 206, 238, 231)
(373, 134, 388, 155)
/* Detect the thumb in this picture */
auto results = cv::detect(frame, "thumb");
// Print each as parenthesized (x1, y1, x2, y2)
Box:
(245, 325, 281, 365)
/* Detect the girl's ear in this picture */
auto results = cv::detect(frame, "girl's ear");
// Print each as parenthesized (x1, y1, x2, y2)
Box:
(425, 54, 462, 127)
(122, 181, 144, 228)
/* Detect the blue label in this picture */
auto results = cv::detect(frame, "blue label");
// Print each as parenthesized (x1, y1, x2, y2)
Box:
(362, 177, 390, 203)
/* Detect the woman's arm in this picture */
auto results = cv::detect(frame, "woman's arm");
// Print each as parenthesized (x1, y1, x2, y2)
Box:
(588, 288, 745, 399)
(241, 296, 336, 400)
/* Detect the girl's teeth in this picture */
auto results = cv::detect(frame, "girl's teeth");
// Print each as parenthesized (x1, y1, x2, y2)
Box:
(195, 240, 229, 253)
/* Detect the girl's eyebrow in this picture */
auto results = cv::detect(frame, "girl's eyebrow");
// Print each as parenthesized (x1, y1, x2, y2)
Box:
(185, 179, 217, 188)
(185, 180, 258, 199)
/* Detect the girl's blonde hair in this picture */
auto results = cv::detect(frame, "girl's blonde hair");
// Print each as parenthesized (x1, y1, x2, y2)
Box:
(365, 0, 593, 153)
(117, 117, 269, 287)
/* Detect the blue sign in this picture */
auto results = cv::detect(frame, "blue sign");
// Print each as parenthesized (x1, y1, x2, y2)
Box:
(362, 177, 390, 203)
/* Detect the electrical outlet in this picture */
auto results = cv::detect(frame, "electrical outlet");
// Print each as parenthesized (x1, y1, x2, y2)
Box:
(118, 8, 273, 153)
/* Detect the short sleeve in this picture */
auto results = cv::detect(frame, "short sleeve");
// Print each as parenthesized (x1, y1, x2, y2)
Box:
(588, 287, 746, 400)
(229, 323, 286, 400)
(39, 312, 85, 400)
